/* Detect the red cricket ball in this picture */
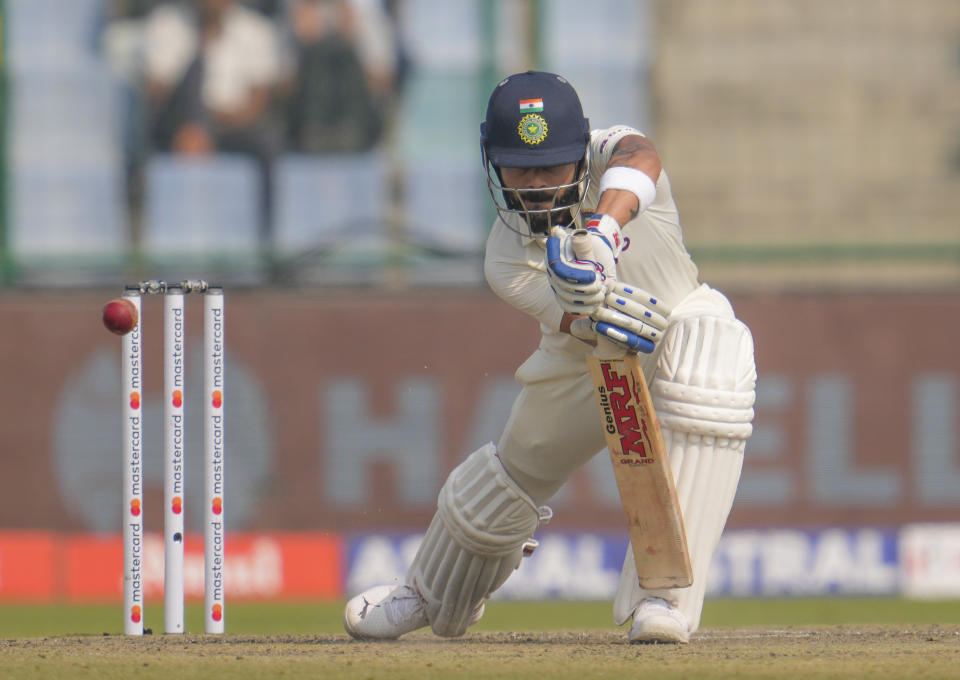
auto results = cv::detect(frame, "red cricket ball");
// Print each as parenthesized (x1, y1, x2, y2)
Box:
(102, 298, 139, 335)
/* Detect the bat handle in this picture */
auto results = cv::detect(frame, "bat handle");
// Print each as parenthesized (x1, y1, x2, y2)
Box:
(571, 229, 592, 261)
(572, 229, 616, 293)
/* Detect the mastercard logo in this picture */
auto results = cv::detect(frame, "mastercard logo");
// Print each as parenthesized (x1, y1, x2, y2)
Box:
(131, 605, 142, 623)
(172, 496, 182, 514)
(130, 392, 140, 409)
(212, 604, 223, 622)
(211, 390, 223, 408)
(172, 390, 183, 408)
(212, 497, 223, 515)
(130, 499, 141, 516)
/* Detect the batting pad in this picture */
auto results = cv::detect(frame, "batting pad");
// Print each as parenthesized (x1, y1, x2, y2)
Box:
(613, 315, 756, 633)
(408, 443, 549, 637)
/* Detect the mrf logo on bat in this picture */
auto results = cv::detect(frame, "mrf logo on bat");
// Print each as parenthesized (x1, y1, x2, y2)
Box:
(596, 361, 655, 465)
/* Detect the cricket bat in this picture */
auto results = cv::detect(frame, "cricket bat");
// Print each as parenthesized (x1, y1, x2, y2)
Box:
(574, 232, 693, 589)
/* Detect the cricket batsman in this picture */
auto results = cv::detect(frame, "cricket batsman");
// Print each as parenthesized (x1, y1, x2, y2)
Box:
(344, 71, 757, 643)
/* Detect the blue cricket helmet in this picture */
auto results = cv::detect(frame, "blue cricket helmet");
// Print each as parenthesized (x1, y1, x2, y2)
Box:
(481, 71, 590, 167)
(480, 71, 592, 234)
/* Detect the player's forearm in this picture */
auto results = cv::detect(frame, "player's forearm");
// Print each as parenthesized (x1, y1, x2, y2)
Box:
(595, 189, 641, 228)
(595, 135, 662, 225)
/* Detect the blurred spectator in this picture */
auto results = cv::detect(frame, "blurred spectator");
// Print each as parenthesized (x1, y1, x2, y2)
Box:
(244, 0, 284, 15)
(144, 0, 282, 157)
(107, 0, 166, 19)
(142, 0, 283, 238)
(280, 0, 398, 152)
(109, 0, 275, 19)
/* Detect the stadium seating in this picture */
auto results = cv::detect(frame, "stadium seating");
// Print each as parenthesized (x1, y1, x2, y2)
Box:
(5, 0, 105, 70)
(271, 152, 388, 255)
(142, 154, 262, 264)
(402, 160, 486, 255)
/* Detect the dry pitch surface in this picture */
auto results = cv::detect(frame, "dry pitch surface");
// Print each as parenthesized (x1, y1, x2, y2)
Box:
(2, 625, 958, 679)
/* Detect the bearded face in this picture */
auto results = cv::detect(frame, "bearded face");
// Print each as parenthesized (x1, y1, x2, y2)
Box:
(502, 183, 581, 234)
(495, 161, 587, 235)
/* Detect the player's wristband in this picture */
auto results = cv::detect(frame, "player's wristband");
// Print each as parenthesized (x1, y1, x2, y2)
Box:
(599, 166, 657, 214)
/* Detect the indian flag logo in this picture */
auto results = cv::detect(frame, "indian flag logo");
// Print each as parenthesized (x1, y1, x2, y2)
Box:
(519, 98, 543, 112)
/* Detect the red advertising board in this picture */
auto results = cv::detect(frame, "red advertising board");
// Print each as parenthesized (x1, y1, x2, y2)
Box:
(0, 531, 343, 603)
(0, 532, 58, 601)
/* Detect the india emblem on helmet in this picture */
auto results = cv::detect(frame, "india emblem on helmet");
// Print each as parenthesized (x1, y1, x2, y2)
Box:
(517, 113, 548, 145)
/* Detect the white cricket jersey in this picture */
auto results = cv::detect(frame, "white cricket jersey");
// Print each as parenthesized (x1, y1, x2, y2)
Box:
(484, 125, 700, 361)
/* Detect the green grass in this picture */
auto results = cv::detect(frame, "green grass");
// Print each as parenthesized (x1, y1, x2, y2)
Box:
(700, 597, 960, 628)
(0, 598, 956, 638)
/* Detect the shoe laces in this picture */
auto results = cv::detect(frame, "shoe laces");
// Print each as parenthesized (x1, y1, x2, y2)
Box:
(380, 586, 425, 626)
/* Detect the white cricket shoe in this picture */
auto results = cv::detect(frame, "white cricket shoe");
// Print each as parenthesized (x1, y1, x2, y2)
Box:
(628, 597, 690, 644)
(344, 585, 428, 640)
(343, 584, 486, 640)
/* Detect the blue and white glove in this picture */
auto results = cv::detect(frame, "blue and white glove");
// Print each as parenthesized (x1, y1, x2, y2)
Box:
(571, 282, 670, 354)
(545, 226, 616, 315)
(583, 213, 624, 259)
(546, 222, 668, 353)
(571, 282, 671, 353)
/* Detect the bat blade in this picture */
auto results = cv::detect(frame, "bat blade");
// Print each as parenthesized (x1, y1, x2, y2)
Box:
(587, 352, 693, 589)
